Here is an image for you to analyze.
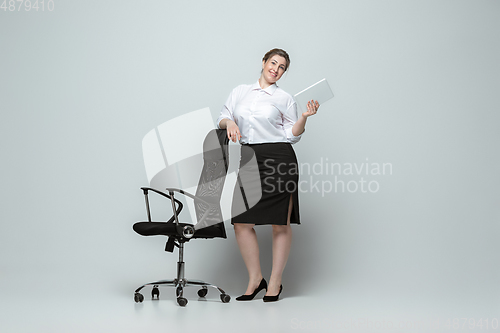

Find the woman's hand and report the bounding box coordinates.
[302,100,320,118]
[219,118,241,142]
[226,120,242,143]
[292,100,319,137]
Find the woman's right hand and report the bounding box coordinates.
[226,120,241,142]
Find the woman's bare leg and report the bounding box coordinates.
[234,223,264,295]
[266,195,293,296]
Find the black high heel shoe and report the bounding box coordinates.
[263,285,282,302]
[236,278,267,301]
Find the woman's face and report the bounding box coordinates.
[261,55,287,85]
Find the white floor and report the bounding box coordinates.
[2,265,498,333]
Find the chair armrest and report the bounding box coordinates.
[163,188,218,230]
[163,187,212,206]
[140,187,183,223]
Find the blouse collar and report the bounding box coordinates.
[252,81,278,96]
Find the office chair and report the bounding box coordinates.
[133,127,231,306]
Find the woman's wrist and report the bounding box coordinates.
[219,118,235,129]
[292,116,306,136]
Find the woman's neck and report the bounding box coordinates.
[258,76,272,90]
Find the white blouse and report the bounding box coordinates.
[216,81,302,144]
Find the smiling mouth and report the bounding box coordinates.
[270,71,277,77]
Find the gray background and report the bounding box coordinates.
[1,0,499,332]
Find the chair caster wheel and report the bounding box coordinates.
[197,288,208,297]
[152,286,160,300]
[177,297,188,307]
[134,293,144,303]
[220,293,231,303]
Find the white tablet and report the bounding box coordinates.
[293,78,334,113]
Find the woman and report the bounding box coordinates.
[217,48,319,302]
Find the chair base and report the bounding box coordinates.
[134,278,230,306]
[133,242,230,306]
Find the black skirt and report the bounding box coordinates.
[231,142,300,225]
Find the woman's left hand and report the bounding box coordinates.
[303,100,320,118]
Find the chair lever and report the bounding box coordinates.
[165,237,176,252]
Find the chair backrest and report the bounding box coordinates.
[141,109,229,234]
[193,129,229,235]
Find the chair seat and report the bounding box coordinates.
[133,221,226,239]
